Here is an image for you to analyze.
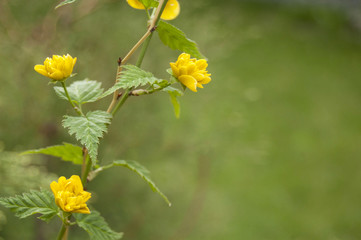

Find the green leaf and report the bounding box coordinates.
[139,0,158,8]
[117,65,164,89]
[112,160,171,206]
[166,68,178,84]
[99,65,163,99]
[55,0,77,9]
[63,111,112,165]
[163,86,183,118]
[74,210,123,240]
[156,21,205,59]
[21,143,85,165]
[98,84,122,100]
[0,190,58,222]
[54,79,103,105]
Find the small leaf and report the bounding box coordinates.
[163,86,183,118]
[74,210,123,240]
[0,190,58,222]
[55,0,77,9]
[54,79,104,105]
[156,21,205,59]
[117,65,163,89]
[99,65,163,99]
[63,111,112,165]
[139,0,158,8]
[21,143,85,165]
[112,160,171,206]
[98,84,122,100]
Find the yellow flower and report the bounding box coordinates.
[34,54,77,81]
[127,0,180,20]
[170,53,211,92]
[50,175,91,214]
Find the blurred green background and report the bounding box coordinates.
[1,0,361,239]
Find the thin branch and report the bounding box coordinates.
[106,0,166,114]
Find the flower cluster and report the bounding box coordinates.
[50,175,91,214]
[34,54,76,81]
[170,53,211,92]
[127,0,180,20]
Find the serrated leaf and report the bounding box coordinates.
[139,0,158,8]
[112,160,171,206]
[98,65,163,99]
[98,84,122,100]
[163,86,183,118]
[74,210,123,240]
[63,111,112,165]
[117,65,163,89]
[21,143,85,165]
[54,79,103,105]
[0,190,58,222]
[55,0,77,9]
[157,21,205,59]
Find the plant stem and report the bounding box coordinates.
[111,37,153,115]
[129,82,171,96]
[81,148,90,186]
[56,213,72,240]
[61,81,83,116]
[56,221,68,240]
[81,156,92,186]
[107,0,167,115]
[135,33,153,67]
[84,0,168,187]
[62,81,90,186]
[106,30,151,114]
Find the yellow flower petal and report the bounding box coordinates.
[198,76,211,85]
[192,72,204,81]
[186,62,196,74]
[74,207,91,214]
[161,0,180,20]
[50,70,64,81]
[170,62,179,76]
[34,65,49,77]
[179,75,198,92]
[179,66,188,76]
[196,59,208,69]
[50,181,59,196]
[127,0,146,9]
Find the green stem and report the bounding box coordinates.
[61,81,83,116]
[130,82,171,96]
[111,88,130,116]
[111,31,154,116]
[56,220,68,240]
[111,0,167,116]
[135,33,153,67]
[146,9,151,19]
[81,157,92,186]
[87,162,116,181]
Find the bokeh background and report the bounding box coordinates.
[1,0,361,239]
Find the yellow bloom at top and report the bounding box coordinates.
[170,53,211,92]
[127,0,180,20]
[50,175,91,214]
[34,54,77,81]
